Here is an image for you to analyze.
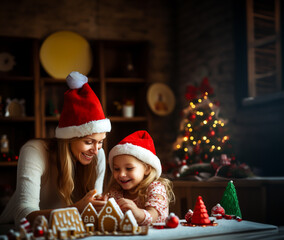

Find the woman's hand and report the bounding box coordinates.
[116,198,145,224]
[72,189,106,213]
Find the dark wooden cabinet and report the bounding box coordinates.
[0,36,149,210]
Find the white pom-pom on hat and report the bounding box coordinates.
[66,71,88,89]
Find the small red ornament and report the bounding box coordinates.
[207,115,212,121]
[236,216,243,222]
[224,214,232,220]
[165,213,179,228]
[208,130,215,137]
[152,223,165,229]
[185,209,193,223]
[211,203,225,217]
[193,145,200,154]
[34,226,44,237]
[189,113,196,121]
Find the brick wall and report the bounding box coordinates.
[174,0,242,163]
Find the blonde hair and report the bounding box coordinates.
[105,161,175,205]
[47,138,97,205]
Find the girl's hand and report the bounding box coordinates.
[116,198,145,224]
[72,189,106,213]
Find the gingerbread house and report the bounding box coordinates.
[49,207,85,238]
[120,210,138,233]
[98,197,124,232]
[81,202,98,229]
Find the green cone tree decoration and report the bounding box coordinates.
[220,180,242,218]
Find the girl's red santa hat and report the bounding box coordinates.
[55,71,111,138]
[108,130,162,178]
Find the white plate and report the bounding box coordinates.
[147,83,175,116]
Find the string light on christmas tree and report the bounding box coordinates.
[167,77,252,179]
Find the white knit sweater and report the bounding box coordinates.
[0,139,106,227]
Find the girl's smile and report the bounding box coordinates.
[113,154,150,191]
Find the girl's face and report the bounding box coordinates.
[70,132,106,165]
[113,154,150,191]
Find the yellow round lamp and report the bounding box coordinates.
[40,31,92,79]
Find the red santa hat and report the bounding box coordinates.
[108,130,162,178]
[55,71,111,138]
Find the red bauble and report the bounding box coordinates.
[34,227,44,237]
[166,213,179,228]
[185,209,193,223]
[211,203,225,217]
[207,116,212,121]
[208,130,215,137]
[189,113,196,121]
[194,145,200,154]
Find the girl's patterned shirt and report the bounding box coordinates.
[108,181,168,225]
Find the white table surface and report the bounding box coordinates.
[0,219,280,240]
[83,219,279,240]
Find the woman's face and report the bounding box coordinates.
[70,132,106,165]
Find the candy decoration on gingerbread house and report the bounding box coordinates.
[220,180,242,218]
[191,196,211,225]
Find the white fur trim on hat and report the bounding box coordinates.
[55,118,111,139]
[66,71,88,89]
[108,143,162,178]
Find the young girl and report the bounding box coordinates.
[105,130,175,225]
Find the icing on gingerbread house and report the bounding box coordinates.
[81,202,98,229]
[49,207,85,238]
[98,197,124,232]
[120,210,138,233]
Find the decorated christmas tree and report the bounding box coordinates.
[220,180,242,218]
[167,77,236,178]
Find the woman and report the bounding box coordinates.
[0,71,111,228]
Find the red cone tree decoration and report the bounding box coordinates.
[191,196,211,225]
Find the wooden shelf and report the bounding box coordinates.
[0,162,18,167]
[42,77,100,83]
[106,78,146,83]
[0,116,35,122]
[0,76,34,82]
[109,116,148,122]
[254,13,275,21]
[246,0,281,97]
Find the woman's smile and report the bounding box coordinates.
[81,152,95,161]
